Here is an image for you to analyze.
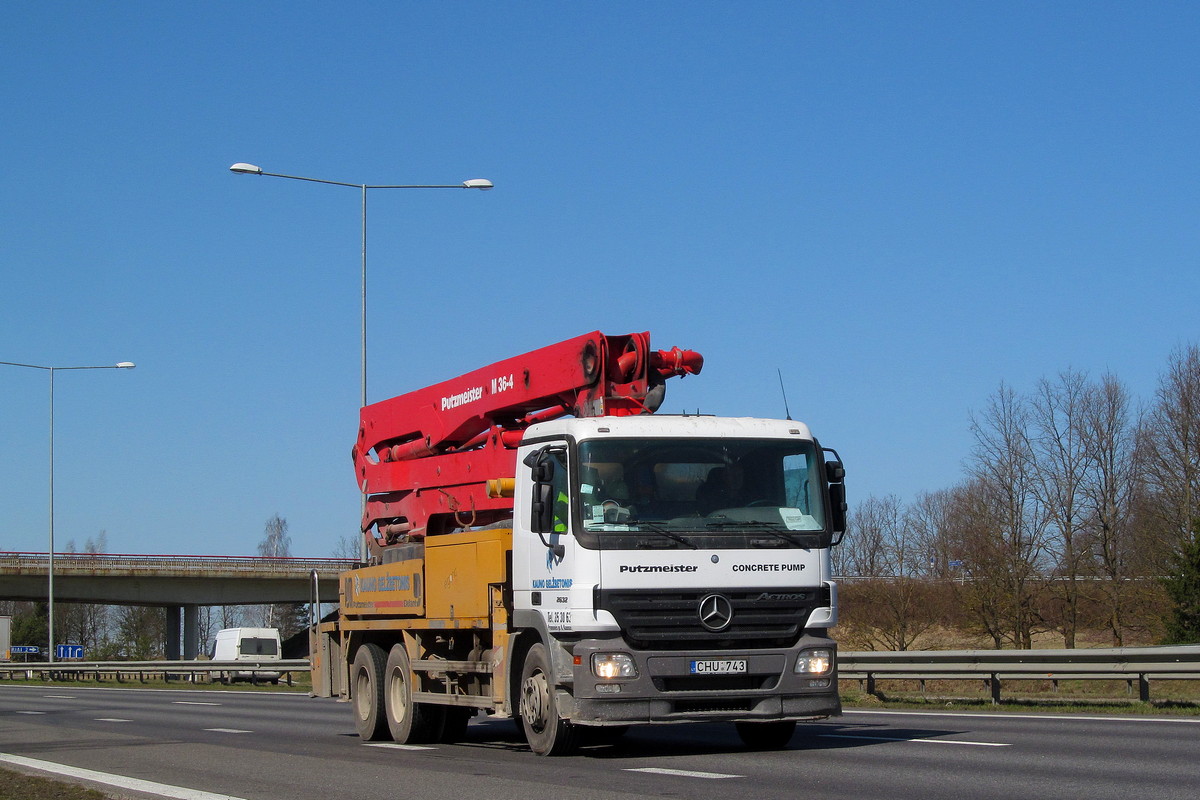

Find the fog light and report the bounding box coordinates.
[794,648,833,675]
[591,653,638,679]
[595,683,622,694]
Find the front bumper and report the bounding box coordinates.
[564,633,840,725]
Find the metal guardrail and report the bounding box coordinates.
[4,647,1198,702]
[0,659,310,686]
[840,645,1200,702]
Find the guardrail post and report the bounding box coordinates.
[866,672,876,696]
[1139,674,1151,702]
[990,674,1001,704]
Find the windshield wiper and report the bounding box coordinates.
[635,521,698,549]
[704,519,809,547]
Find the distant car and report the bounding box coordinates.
[210,627,283,683]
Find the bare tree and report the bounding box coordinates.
[332,531,360,561]
[1028,370,1090,647]
[1078,374,1142,645]
[57,532,111,655]
[907,488,959,578]
[839,495,900,578]
[1139,345,1200,563]
[838,495,942,650]
[255,514,292,628]
[968,384,1048,648]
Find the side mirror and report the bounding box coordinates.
[531,481,555,534]
[526,448,566,559]
[825,461,845,482]
[828,483,847,543]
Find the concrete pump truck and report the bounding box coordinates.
[310,331,846,755]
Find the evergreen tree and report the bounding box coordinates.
[1161,521,1200,643]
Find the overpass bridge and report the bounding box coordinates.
[0,552,356,659]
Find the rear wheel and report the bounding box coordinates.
[735,720,796,750]
[384,644,444,744]
[351,644,388,741]
[518,643,578,756]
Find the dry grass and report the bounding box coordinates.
[0,766,113,800]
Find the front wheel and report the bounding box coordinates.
[735,720,796,750]
[518,643,579,756]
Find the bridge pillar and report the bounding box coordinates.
[183,605,199,659]
[165,606,182,660]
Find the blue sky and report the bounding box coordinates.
[2,2,1198,557]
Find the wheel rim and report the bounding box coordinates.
[520,669,550,735]
[387,665,408,725]
[354,667,371,721]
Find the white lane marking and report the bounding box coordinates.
[842,709,1200,725]
[624,767,743,779]
[203,728,251,734]
[819,733,1010,747]
[95,718,133,723]
[365,742,437,751]
[44,695,76,699]
[0,752,249,800]
[15,711,46,715]
[173,701,221,706]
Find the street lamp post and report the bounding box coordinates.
[0,360,135,662]
[228,163,493,409]
[230,163,493,564]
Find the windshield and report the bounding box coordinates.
[575,437,827,548]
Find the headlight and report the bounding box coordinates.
[794,648,833,675]
[591,652,638,679]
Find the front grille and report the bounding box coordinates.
[655,674,777,692]
[672,699,754,713]
[597,586,827,650]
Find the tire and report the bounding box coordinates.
[735,720,797,750]
[518,643,579,756]
[383,644,444,744]
[351,643,389,741]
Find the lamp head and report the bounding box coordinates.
[229,163,263,175]
[115,362,136,369]
[462,179,494,190]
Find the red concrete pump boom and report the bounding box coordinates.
[353,331,703,551]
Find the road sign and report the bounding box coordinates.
[11,646,40,654]
[56,644,84,659]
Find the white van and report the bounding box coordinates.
[210,627,283,683]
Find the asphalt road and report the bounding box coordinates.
[1,685,1197,800]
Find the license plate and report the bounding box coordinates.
[690,659,747,674]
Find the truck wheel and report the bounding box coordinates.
[351,644,388,741]
[384,644,443,744]
[518,643,578,756]
[734,720,796,750]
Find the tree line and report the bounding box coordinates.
[835,345,1200,650]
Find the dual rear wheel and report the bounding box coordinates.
[350,643,472,744]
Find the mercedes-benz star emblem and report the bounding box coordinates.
[698,593,733,632]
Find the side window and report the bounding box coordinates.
[550,450,568,533]
[783,453,810,513]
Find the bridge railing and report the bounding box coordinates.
[0,551,356,574]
